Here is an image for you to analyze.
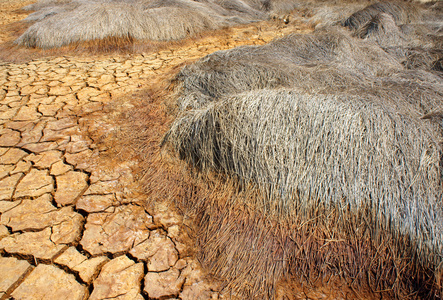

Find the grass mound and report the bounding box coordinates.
[168,89,442,298]
[162,1,443,298]
[347,2,442,72]
[16,0,297,48]
[343,1,418,30]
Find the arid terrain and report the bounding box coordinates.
[0,1,324,299]
[1,0,442,299]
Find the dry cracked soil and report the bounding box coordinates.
[0,1,323,299]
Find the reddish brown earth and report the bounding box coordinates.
[0,1,381,299]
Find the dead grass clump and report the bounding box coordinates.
[173,28,443,113]
[165,91,443,298]
[345,2,442,72]
[160,2,443,298]
[355,13,407,44]
[15,0,299,49]
[167,89,442,257]
[305,1,442,72]
[17,2,232,48]
[343,1,418,31]
[179,176,440,298]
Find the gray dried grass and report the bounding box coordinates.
[348,2,443,72]
[16,0,297,48]
[343,1,419,30]
[168,89,443,298]
[174,27,441,111]
[17,1,232,48]
[162,2,443,298]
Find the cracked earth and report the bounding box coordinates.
[0,1,315,299]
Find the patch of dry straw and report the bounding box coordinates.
[162,2,443,298]
[16,0,299,48]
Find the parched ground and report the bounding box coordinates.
[0,0,34,43]
[0,0,34,26]
[0,1,324,299]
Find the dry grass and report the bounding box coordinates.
[173,28,441,112]
[158,1,443,299]
[14,0,301,49]
[343,1,418,30]
[0,19,243,64]
[17,2,226,48]
[347,3,443,72]
[166,88,443,297]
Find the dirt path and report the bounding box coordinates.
[0,2,316,299]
